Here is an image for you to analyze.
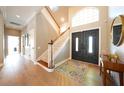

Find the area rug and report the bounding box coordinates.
[55,61,87,85]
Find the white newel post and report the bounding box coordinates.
[48,40,54,69]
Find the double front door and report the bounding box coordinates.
[72,29,99,64]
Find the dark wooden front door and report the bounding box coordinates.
[72,29,99,64]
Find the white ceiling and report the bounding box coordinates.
[1,6,41,30]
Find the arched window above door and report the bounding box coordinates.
[72,7,99,27]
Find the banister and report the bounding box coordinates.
[45,6,60,29]
[48,40,53,45]
[47,27,70,69]
[48,27,70,44]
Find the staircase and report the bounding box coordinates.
[36,6,70,72]
[37,28,70,72]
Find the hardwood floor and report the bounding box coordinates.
[0,55,76,85]
[0,54,113,86]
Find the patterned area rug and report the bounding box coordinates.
[55,61,87,85]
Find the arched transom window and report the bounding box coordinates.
[72,7,99,27]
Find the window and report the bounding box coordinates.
[75,37,79,51]
[72,7,99,27]
[88,36,93,53]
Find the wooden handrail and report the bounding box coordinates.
[53,27,70,44]
[48,27,70,45]
[45,6,60,29]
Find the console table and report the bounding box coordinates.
[102,60,124,86]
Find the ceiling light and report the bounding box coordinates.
[16,15,20,18]
[61,17,65,22]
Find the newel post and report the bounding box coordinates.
[48,40,54,69]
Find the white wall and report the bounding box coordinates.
[0,14,4,66]
[108,6,124,62]
[109,6,124,19]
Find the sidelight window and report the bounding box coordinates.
[75,37,79,51]
[88,36,93,53]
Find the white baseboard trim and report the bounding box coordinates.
[55,58,70,68]
[36,62,54,72]
[0,63,4,67]
[36,58,70,72]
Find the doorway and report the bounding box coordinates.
[8,36,20,55]
[72,29,99,64]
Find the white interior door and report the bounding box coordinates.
[29,29,35,61]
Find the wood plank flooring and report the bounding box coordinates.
[0,54,112,86]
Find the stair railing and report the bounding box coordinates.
[45,6,70,69]
[48,27,70,69]
[45,6,60,29]
[53,27,70,43]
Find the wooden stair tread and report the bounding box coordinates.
[37,60,48,68]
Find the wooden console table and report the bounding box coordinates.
[102,60,124,86]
